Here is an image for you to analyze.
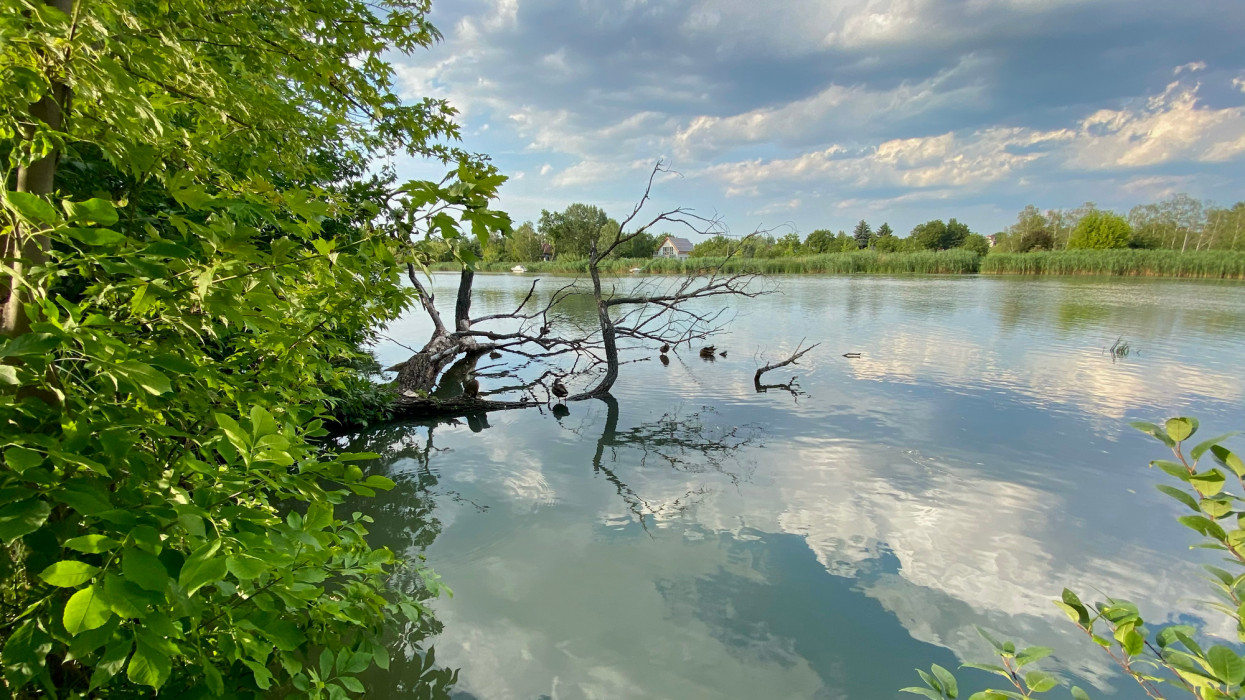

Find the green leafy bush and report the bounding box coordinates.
[0,1,509,697]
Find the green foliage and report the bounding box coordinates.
[538,204,616,259]
[906,420,1245,700]
[1067,211,1132,250]
[0,0,512,697]
[911,219,972,250]
[960,234,991,257]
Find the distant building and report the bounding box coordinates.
[986,234,998,248]
[655,236,694,259]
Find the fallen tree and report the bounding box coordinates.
[385,163,770,417]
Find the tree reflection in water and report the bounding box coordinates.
[346,421,484,699]
[583,395,762,532]
[349,394,762,695]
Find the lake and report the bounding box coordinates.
[350,274,1245,700]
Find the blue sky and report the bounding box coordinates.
[391,0,1245,238]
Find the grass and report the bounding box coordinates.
[428,249,1245,279]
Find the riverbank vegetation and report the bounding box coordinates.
[428,195,1245,280]
[435,249,1245,279]
[0,1,506,697]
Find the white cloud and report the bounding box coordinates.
[1068,81,1245,168]
[698,78,1245,198]
[1174,61,1207,75]
[673,56,989,158]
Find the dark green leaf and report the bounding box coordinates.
[122,548,170,593]
[4,447,43,473]
[0,499,51,544]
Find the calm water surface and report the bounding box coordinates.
[352,274,1245,700]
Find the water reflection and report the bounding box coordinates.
[355,275,1245,700]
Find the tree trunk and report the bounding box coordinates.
[392,266,479,396]
[2,7,72,338]
[580,249,619,399]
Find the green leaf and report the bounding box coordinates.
[1016,646,1054,667]
[63,198,119,226]
[66,227,126,246]
[1024,670,1057,693]
[1131,421,1175,447]
[1190,469,1226,497]
[1208,645,1245,684]
[89,637,132,690]
[900,689,944,700]
[127,632,172,689]
[1155,484,1199,511]
[260,619,306,651]
[114,361,172,395]
[4,446,43,473]
[1211,446,1245,478]
[178,540,226,595]
[1192,433,1239,461]
[0,365,18,385]
[225,554,267,580]
[65,534,120,553]
[0,499,52,544]
[2,619,51,690]
[0,332,60,358]
[1166,417,1198,442]
[122,548,170,593]
[63,585,113,635]
[39,560,100,587]
[1070,687,1092,700]
[931,664,958,699]
[339,676,365,693]
[5,191,59,225]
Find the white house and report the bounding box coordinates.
[655,236,694,259]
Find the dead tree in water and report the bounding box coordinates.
[387,162,768,418]
[754,340,819,399]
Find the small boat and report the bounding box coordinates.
[630,267,644,273]
[511,265,527,273]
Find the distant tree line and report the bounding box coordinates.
[992,195,1245,253]
[422,203,664,263]
[429,194,1245,264]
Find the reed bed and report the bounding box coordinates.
[981,250,1245,278]
[429,249,1245,279]
[433,250,982,275]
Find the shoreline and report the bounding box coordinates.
[426,249,1245,280]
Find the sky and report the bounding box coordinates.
[389,0,1245,239]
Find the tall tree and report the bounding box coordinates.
[538,204,614,259]
[876,222,894,238]
[853,220,873,249]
